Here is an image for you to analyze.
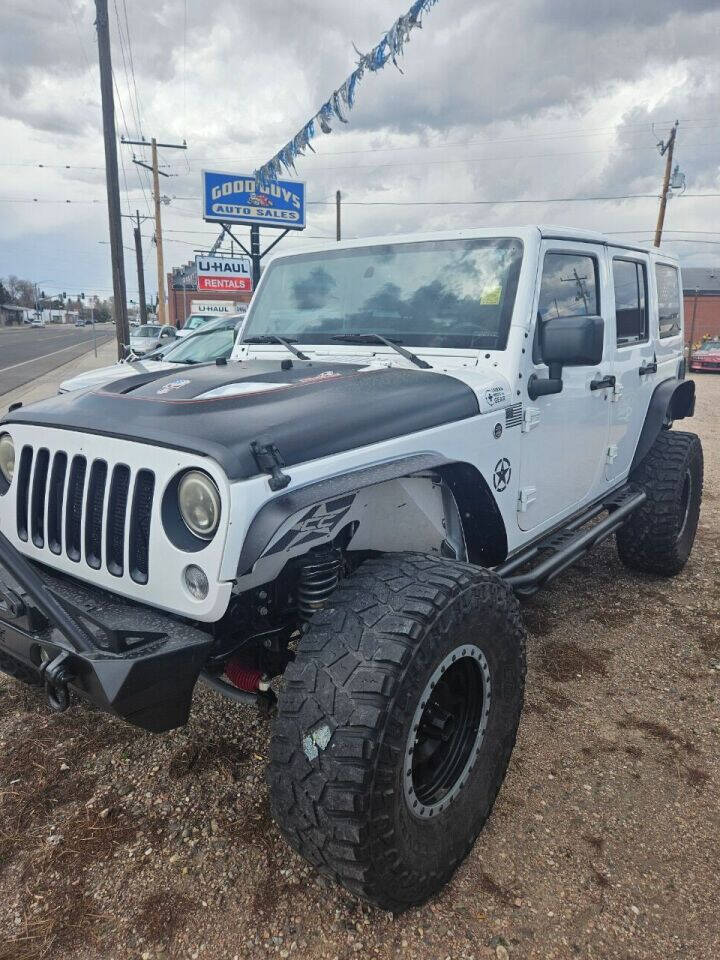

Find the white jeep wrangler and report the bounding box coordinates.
[0,226,701,911]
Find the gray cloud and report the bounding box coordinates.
[2,0,720,297]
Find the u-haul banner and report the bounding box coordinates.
[201,171,306,230]
[195,255,253,292]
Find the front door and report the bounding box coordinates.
[518,241,612,532]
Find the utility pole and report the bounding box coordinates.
[94,0,130,359]
[122,136,187,327]
[151,139,167,325]
[133,210,148,324]
[654,121,678,248]
[336,190,342,242]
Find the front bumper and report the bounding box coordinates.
[0,529,212,731]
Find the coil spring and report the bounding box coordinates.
[297,548,343,620]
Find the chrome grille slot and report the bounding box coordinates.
[30,448,50,548]
[16,445,33,541]
[129,470,155,585]
[106,464,130,577]
[65,455,87,562]
[85,459,108,570]
[47,451,68,554]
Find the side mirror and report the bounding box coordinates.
[528,315,604,400]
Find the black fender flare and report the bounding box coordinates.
[235,455,509,576]
[631,378,695,472]
[236,454,447,576]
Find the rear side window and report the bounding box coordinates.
[655,263,681,338]
[538,253,599,321]
[613,259,648,344]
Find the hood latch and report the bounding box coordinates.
[251,438,291,491]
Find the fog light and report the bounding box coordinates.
[184,564,209,600]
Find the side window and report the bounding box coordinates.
[537,253,599,322]
[613,259,648,344]
[655,263,681,338]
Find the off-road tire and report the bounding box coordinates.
[268,553,526,911]
[616,429,703,576]
[0,651,41,686]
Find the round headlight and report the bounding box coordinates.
[178,470,220,539]
[0,433,15,484]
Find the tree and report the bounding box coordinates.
[0,280,11,305]
[5,276,36,307]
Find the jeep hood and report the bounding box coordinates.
[60,359,182,393]
[4,359,499,481]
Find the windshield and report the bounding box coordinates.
[699,340,720,352]
[133,325,161,338]
[243,238,523,351]
[183,315,210,331]
[164,326,237,362]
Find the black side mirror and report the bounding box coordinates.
[528,315,604,400]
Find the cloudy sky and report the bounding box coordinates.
[1,0,719,301]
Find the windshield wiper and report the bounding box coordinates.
[243,334,310,361]
[331,333,431,369]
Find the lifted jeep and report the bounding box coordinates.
[0,227,701,910]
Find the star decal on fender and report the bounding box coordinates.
[493,458,512,492]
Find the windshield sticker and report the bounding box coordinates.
[156,379,191,395]
[480,282,502,305]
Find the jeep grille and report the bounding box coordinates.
[16,445,154,584]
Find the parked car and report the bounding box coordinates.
[689,338,720,373]
[30,316,45,328]
[0,226,700,911]
[74,317,88,327]
[128,323,176,355]
[58,314,246,393]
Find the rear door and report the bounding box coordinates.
[605,250,656,482]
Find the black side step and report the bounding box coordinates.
[496,485,646,597]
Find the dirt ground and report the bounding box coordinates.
[1,376,718,960]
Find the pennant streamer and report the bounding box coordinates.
[254,0,440,185]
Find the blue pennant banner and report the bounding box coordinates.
[254,0,440,185]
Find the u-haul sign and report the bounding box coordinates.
[195,255,252,292]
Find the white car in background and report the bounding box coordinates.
[58,314,246,394]
[129,323,177,355]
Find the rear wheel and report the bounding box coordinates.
[617,429,703,576]
[268,553,526,911]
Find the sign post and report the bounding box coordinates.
[201,171,306,285]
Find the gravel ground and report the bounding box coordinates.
[1,375,718,960]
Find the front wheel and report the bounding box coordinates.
[268,553,526,911]
[617,429,703,576]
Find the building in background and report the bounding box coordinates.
[683,268,720,346]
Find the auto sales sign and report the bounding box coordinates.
[202,171,306,230]
[195,255,253,292]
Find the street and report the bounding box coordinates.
[0,323,114,395]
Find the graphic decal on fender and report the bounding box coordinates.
[264,495,356,557]
[493,458,512,492]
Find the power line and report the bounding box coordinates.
[183,117,720,162]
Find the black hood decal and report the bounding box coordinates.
[3,359,479,481]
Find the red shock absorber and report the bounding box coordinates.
[225,658,263,692]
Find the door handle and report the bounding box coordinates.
[639,361,657,376]
[590,374,616,391]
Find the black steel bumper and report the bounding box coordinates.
[0,529,213,732]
